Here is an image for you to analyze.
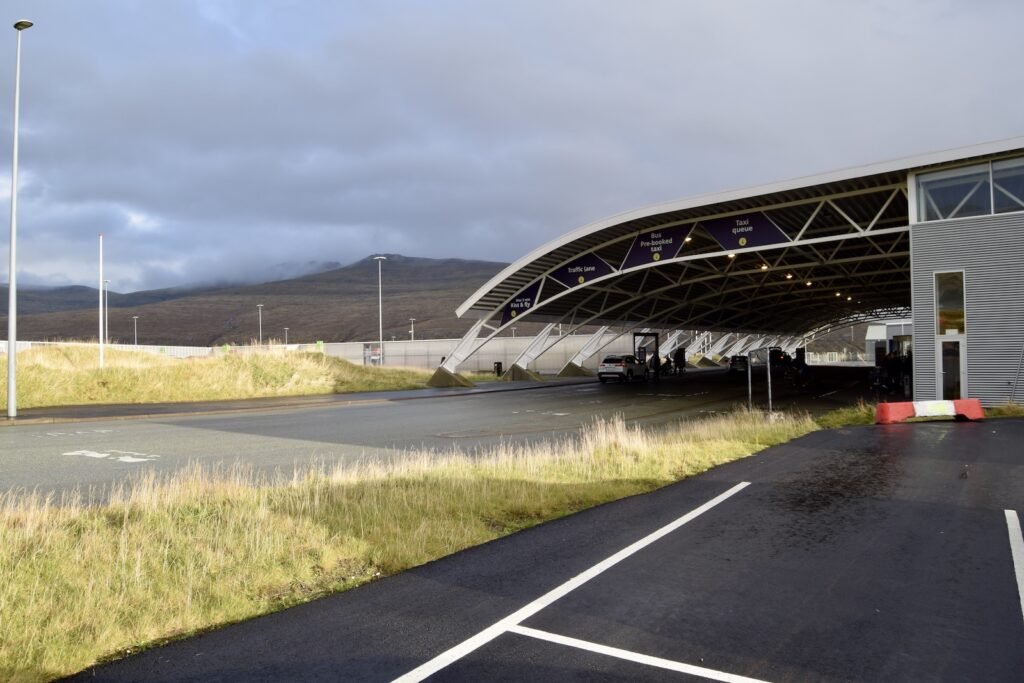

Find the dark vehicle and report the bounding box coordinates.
[729,355,749,372]
[768,347,791,365]
[597,354,649,383]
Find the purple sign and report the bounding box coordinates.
[701,212,789,250]
[550,253,615,289]
[500,280,542,325]
[620,225,692,270]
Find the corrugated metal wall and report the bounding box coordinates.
[911,212,1024,405]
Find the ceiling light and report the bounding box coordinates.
[785,273,793,280]
[727,253,736,259]
[846,296,852,301]
[835,292,841,297]
[760,264,768,271]
[805,281,812,286]
[684,236,692,243]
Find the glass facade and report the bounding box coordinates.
[993,157,1024,214]
[934,271,965,335]
[917,154,1024,221]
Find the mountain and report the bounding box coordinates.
[1,255,512,346]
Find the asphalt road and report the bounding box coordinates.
[1,368,867,498]
[68,419,1024,682]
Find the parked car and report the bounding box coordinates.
[598,354,649,383]
[729,355,749,372]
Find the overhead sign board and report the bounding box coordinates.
[500,280,542,325]
[620,225,692,270]
[550,253,615,289]
[701,212,789,250]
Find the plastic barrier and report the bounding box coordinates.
[875,399,984,424]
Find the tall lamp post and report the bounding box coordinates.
[283,327,288,345]
[257,304,263,346]
[373,255,386,365]
[6,20,32,419]
[98,233,104,367]
[409,317,416,341]
[132,315,139,345]
[103,279,110,343]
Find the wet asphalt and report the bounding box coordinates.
[1,368,867,499]
[67,418,1024,682]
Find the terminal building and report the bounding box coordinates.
[430,137,1024,407]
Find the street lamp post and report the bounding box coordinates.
[103,279,110,343]
[6,19,32,419]
[283,327,288,345]
[409,318,416,341]
[257,304,263,346]
[132,316,139,345]
[98,233,104,368]
[373,255,386,365]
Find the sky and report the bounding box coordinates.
[1,0,1022,292]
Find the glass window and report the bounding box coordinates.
[935,271,965,335]
[993,157,1024,214]
[917,163,991,221]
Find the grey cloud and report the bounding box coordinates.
[1,0,1022,290]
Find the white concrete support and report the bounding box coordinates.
[509,322,558,371]
[721,334,753,358]
[690,331,711,358]
[565,326,611,367]
[440,319,487,373]
[658,330,688,357]
[706,333,735,359]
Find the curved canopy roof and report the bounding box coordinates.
[456,136,1024,338]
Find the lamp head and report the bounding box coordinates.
[14,20,33,31]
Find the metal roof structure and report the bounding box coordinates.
[439,136,1024,377]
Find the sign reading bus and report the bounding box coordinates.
[620,225,692,270]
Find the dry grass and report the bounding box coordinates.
[0,346,431,410]
[0,410,816,681]
[987,402,1024,418]
[813,399,877,429]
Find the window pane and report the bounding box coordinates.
[993,157,1024,214]
[941,340,961,400]
[917,163,991,221]
[935,271,965,334]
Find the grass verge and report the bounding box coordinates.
[0,410,816,681]
[0,346,430,410]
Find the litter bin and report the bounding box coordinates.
[494,362,503,377]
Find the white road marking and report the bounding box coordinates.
[392,482,750,683]
[1005,510,1024,624]
[63,449,161,463]
[509,625,770,683]
[815,390,839,398]
[63,450,110,459]
[34,429,113,439]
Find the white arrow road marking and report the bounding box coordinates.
[63,449,161,463]
[63,450,112,459]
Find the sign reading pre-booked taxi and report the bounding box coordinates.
[501,280,542,325]
[620,225,691,270]
[550,253,614,288]
[701,212,789,250]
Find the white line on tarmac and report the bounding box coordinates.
[1005,510,1024,624]
[508,625,770,683]
[391,481,750,683]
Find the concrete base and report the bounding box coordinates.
[427,367,475,388]
[557,362,594,378]
[502,364,544,381]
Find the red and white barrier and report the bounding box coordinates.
[875,399,984,425]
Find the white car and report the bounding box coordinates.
[598,354,649,383]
